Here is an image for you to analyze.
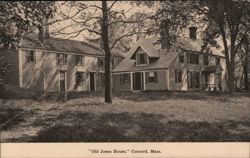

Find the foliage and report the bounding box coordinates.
[0,1,56,49]
[195,0,250,91]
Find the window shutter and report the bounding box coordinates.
[145,72,149,83]
[120,74,123,85]
[136,54,140,65]
[145,54,148,64]
[33,51,36,63]
[154,72,158,83]
[64,54,67,63]
[82,56,84,65]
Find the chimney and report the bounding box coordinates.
[189,26,197,40]
[159,19,171,49]
[38,18,50,43]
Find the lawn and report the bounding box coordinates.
[0,91,250,142]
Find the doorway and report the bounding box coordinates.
[89,72,95,91]
[133,72,144,91]
[59,71,66,92]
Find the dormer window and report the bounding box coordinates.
[136,53,148,65]
[179,53,184,63]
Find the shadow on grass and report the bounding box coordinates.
[33,111,250,142]
[113,90,250,102]
[0,107,30,130]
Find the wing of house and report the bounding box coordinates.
[113,26,226,91]
[0,33,124,93]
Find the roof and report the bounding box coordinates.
[20,34,125,58]
[113,37,225,73]
[177,38,225,57]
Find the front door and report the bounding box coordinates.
[90,72,95,91]
[59,71,66,92]
[133,72,143,90]
[187,71,200,89]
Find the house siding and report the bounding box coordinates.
[113,73,132,91]
[145,70,167,91]
[168,50,227,90]
[19,48,108,92]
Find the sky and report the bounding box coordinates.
[50,1,155,41]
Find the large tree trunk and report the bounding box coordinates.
[220,24,235,92]
[243,58,249,91]
[102,0,112,103]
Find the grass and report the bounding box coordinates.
[0,91,250,142]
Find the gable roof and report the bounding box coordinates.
[113,37,225,73]
[129,38,160,59]
[20,34,125,58]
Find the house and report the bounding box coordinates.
[113,24,227,91]
[0,34,124,93]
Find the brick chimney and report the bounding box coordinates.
[38,18,50,43]
[189,26,197,40]
[159,19,171,49]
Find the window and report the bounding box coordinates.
[98,57,104,67]
[100,73,105,87]
[25,50,35,63]
[136,53,148,65]
[111,58,115,68]
[179,54,184,63]
[120,74,129,85]
[75,55,84,65]
[57,53,67,65]
[75,72,85,89]
[148,71,158,83]
[175,70,182,83]
[187,53,199,64]
[203,55,209,65]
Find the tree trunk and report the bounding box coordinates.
[243,60,249,91]
[227,62,235,92]
[219,24,235,92]
[102,0,112,103]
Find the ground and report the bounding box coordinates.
[0,90,250,142]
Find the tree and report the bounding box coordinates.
[0,1,56,49]
[52,1,160,103]
[198,0,250,92]
[236,33,249,90]
[0,2,56,92]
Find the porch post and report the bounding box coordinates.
[130,72,133,90]
[143,71,146,91]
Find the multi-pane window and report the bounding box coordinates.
[136,53,148,65]
[148,71,158,83]
[120,73,129,85]
[57,53,67,65]
[203,55,209,65]
[179,54,184,63]
[25,50,35,63]
[187,53,199,64]
[75,55,84,65]
[175,70,182,83]
[98,57,104,67]
[75,72,85,88]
